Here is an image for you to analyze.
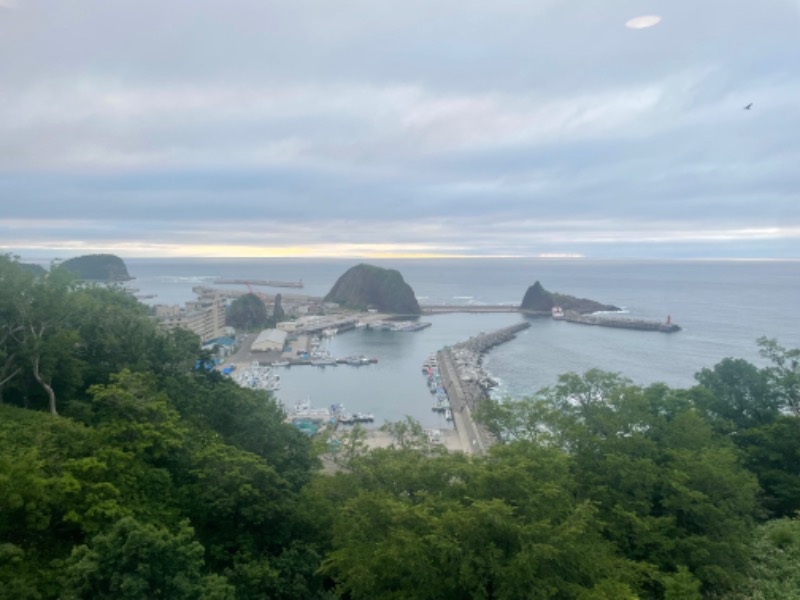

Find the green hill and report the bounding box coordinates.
[520,280,620,313]
[59,254,132,281]
[324,263,421,314]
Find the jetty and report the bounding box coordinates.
[421,304,520,314]
[421,304,681,332]
[436,322,531,455]
[212,278,304,288]
[557,310,681,333]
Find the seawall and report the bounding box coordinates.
[559,310,681,333]
[437,322,531,454]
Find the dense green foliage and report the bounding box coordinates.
[324,263,421,314]
[226,293,269,330]
[2,254,799,599]
[58,254,132,281]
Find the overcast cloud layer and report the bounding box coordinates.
[1,0,799,259]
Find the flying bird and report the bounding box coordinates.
[744,103,753,110]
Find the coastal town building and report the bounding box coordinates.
[201,336,237,358]
[154,296,226,342]
[276,321,299,333]
[251,329,288,352]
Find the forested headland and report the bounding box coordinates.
[1,254,799,599]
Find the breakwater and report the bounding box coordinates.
[213,278,304,288]
[421,304,520,314]
[437,322,531,454]
[559,310,681,333]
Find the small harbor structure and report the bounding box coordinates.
[433,322,531,455]
[552,307,681,332]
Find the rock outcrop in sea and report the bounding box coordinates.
[324,264,421,314]
[58,254,132,281]
[520,281,619,314]
[18,262,47,276]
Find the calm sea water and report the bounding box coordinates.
[125,258,800,427]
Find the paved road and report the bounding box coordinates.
[436,349,488,455]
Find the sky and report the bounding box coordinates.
[1,0,799,260]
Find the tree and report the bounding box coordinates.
[272,293,285,323]
[379,416,433,451]
[226,294,268,330]
[178,441,295,569]
[476,370,760,593]
[14,265,84,415]
[724,517,800,599]
[692,343,800,518]
[318,446,643,599]
[662,566,702,600]
[0,255,33,404]
[68,286,156,386]
[758,336,800,415]
[738,416,800,517]
[61,517,234,600]
[163,374,316,489]
[694,358,777,431]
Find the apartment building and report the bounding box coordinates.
[154,295,226,343]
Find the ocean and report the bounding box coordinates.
[125,258,800,428]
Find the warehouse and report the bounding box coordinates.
[251,329,288,352]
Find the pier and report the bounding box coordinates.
[557,310,681,333]
[437,322,531,455]
[212,278,304,288]
[421,304,519,314]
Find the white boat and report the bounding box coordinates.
[272,360,290,367]
[232,364,281,392]
[290,399,331,419]
[345,355,374,366]
[427,429,444,445]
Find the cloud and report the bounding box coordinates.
[0,0,799,258]
[625,16,662,29]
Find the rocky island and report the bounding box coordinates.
[520,281,620,314]
[324,264,421,314]
[58,254,132,281]
[18,262,47,276]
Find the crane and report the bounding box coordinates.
[245,281,267,302]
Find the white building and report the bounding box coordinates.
[155,296,226,343]
[251,329,288,352]
[276,321,298,333]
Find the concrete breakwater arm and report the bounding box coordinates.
[437,322,531,455]
[560,310,681,332]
